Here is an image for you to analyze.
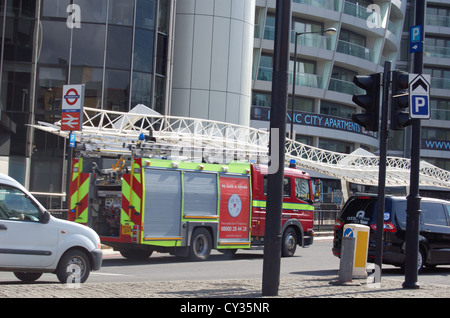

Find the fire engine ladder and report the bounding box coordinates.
[32,105,450,191]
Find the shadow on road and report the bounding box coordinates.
[101,250,264,267]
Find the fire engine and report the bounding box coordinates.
[68,153,314,261]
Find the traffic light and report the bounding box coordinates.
[351,73,381,132]
[390,70,412,130]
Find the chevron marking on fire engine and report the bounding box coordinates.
[120,162,142,237]
[68,158,90,223]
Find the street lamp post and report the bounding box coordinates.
[290,27,336,139]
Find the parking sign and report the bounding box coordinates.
[410,25,423,53]
[409,74,430,119]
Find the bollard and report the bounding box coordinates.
[338,236,355,283]
[343,224,370,279]
[331,224,370,286]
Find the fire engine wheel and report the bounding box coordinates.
[281,227,298,257]
[56,249,91,284]
[189,228,212,261]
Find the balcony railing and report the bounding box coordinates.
[337,40,375,63]
[257,67,323,89]
[258,26,333,51]
[431,108,450,121]
[343,1,380,22]
[426,14,450,28]
[293,0,342,12]
[425,45,450,59]
[289,72,324,88]
[328,78,365,95]
[431,77,450,90]
[257,66,273,82]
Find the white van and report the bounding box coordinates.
[0,174,102,283]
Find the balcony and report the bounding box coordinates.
[337,40,376,63]
[256,66,323,89]
[431,77,450,90]
[289,72,324,89]
[343,1,381,22]
[328,78,364,95]
[257,25,334,51]
[426,14,450,28]
[431,108,450,121]
[293,0,342,12]
[425,45,450,59]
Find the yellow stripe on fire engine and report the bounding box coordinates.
[71,177,90,223]
[252,200,314,211]
[122,183,141,214]
[142,238,183,247]
[120,165,143,235]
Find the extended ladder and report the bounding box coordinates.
[32,105,450,189]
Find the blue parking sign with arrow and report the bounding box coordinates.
[410,25,422,53]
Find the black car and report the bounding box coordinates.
[332,194,450,272]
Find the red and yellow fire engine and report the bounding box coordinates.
[68,156,314,261]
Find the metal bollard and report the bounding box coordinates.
[338,236,355,283]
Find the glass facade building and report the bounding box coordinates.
[0,0,171,197]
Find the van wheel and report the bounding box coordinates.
[56,249,91,284]
[13,272,42,282]
[189,228,212,261]
[281,227,297,257]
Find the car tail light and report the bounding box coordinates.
[334,219,344,229]
[384,222,396,232]
[370,221,396,233]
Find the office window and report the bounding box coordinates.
[131,72,152,108]
[136,0,156,30]
[106,25,132,70]
[109,0,134,26]
[104,69,131,112]
[72,24,106,68]
[74,0,107,23]
[133,28,154,73]
[42,0,70,18]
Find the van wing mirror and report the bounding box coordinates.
[40,210,51,224]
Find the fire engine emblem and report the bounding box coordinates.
[227,194,242,218]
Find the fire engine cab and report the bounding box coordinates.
[68,155,314,261]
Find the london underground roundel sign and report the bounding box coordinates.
[61,84,85,131]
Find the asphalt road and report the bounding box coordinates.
[1,238,449,286]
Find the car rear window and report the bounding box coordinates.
[339,196,377,225]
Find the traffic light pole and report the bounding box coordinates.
[403,0,425,290]
[374,61,391,283]
[262,0,290,297]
